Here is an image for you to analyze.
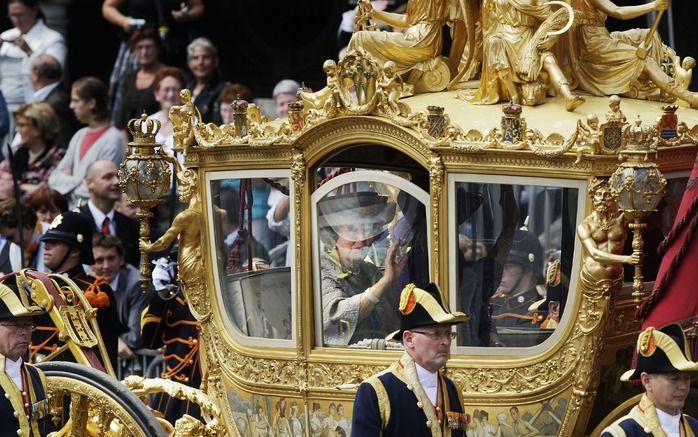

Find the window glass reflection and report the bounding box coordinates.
[211,177,292,340]
[455,182,578,348]
[316,180,428,347]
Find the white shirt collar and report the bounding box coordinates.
[415,362,438,405]
[87,200,115,231]
[31,81,60,102]
[656,408,681,437]
[110,271,121,292]
[4,355,24,391]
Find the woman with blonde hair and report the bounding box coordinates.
[0,101,64,196]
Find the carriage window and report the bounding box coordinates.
[313,172,429,347]
[210,176,293,341]
[453,180,579,348]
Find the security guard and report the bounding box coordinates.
[32,211,124,373]
[489,227,544,330]
[0,274,52,437]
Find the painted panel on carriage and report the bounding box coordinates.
[225,388,569,436]
[227,390,352,437]
[464,393,569,437]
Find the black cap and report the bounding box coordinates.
[507,228,543,274]
[41,211,95,264]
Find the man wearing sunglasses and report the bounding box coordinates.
[352,283,470,436]
[0,273,51,436]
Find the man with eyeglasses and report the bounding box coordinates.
[352,283,470,436]
[0,273,52,436]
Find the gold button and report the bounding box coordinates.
[417,402,423,408]
[17,430,23,436]
[5,393,10,399]
[13,411,19,418]
[426,420,431,427]
[406,384,413,391]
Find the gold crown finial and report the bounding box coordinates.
[231,99,249,114]
[427,105,445,115]
[502,101,522,117]
[127,113,161,146]
[661,104,678,114]
[623,115,658,153]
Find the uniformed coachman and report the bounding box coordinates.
[0,275,51,436]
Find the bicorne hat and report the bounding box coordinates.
[41,211,95,265]
[387,283,469,341]
[0,273,46,320]
[621,324,698,381]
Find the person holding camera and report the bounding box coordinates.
[0,0,65,144]
[102,0,204,121]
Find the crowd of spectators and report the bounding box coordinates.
[0,0,353,420]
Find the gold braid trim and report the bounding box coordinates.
[393,353,443,436]
[0,356,31,436]
[366,377,390,433]
[603,394,697,437]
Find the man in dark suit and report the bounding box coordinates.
[78,160,140,268]
[0,273,52,436]
[28,54,79,149]
[91,233,150,366]
[352,283,470,436]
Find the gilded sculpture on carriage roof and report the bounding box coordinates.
[300,49,416,122]
[346,0,698,110]
[164,0,698,154]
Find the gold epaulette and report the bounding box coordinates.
[365,374,391,431]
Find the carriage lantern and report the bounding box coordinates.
[119,113,174,292]
[609,117,667,305]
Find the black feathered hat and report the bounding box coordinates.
[387,283,469,341]
[0,273,46,320]
[621,324,698,381]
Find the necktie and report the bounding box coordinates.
[101,217,111,234]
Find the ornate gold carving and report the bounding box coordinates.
[299,50,421,126]
[46,377,150,437]
[140,167,210,321]
[290,148,305,357]
[170,89,198,155]
[124,376,225,437]
[307,362,386,389]
[429,154,443,284]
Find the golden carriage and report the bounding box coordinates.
[30,1,698,435]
